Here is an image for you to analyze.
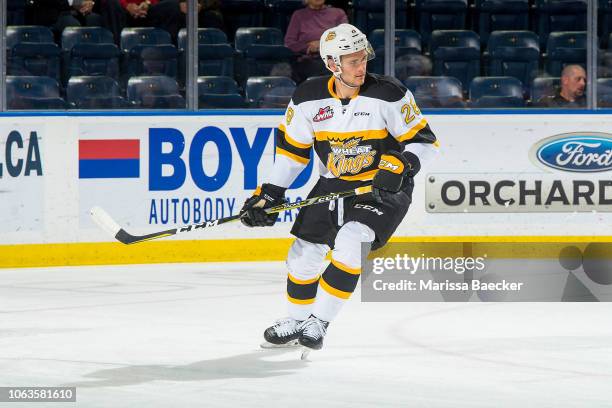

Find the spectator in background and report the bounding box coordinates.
[285,0,348,83]
[101,0,184,44]
[538,65,586,108]
[26,0,102,37]
[184,0,225,32]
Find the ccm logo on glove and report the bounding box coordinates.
[378,155,406,174]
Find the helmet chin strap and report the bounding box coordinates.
[335,72,360,89]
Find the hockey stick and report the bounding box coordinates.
[90,185,373,245]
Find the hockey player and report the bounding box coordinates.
[240,23,438,351]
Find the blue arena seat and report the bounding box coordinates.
[120,28,178,82]
[403,76,465,107]
[545,31,586,77]
[67,76,126,109]
[198,76,247,108]
[475,0,529,46]
[264,0,305,33]
[487,31,540,94]
[597,78,612,107]
[127,76,185,109]
[369,29,422,52]
[352,0,409,36]
[415,0,468,45]
[234,27,294,86]
[369,29,422,75]
[600,0,612,48]
[220,0,266,42]
[177,28,234,80]
[530,76,560,105]
[6,26,61,81]
[469,76,525,107]
[198,76,240,94]
[246,76,296,108]
[61,27,120,85]
[536,0,587,49]
[430,30,480,92]
[6,75,66,109]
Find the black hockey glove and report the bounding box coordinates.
[372,150,420,202]
[240,183,287,227]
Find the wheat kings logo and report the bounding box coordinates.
[326,138,376,177]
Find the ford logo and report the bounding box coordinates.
[530,133,612,172]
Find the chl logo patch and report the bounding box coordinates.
[313,106,334,122]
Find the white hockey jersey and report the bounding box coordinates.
[270,73,438,187]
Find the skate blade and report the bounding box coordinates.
[300,347,311,360]
[260,340,299,349]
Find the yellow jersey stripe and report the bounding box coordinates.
[287,294,315,304]
[315,129,388,141]
[279,124,313,149]
[288,273,319,285]
[276,147,310,165]
[331,258,361,275]
[319,277,352,299]
[396,118,428,142]
[339,169,378,181]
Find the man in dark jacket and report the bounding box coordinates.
[538,65,586,108]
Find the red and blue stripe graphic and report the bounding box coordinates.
[79,139,140,179]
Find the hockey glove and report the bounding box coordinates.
[372,150,420,202]
[240,183,287,227]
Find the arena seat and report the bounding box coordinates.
[61,27,120,85]
[469,76,525,107]
[475,0,529,46]
[415,0,467,45]
[127,76,185,109]
[6,25,61,81]
[431,29,480,92]
[178,28,234,81]
[120,28,178,83]
[67,76,125,109]
[403,76,466,107]
[246,76,296,108]
[198,76,247,108]
[545,31,586,77]
[6,75,66,109]
[234,27,294,86]
[486,30,540,95]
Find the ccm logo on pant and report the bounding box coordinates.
[354,204,384,215]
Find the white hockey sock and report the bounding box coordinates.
[311,222,375,322]
[284,238,330,321]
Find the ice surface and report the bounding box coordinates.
[1,262,611,407]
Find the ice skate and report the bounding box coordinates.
[298,315,329,351]
[259,317,303,349]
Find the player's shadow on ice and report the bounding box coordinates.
[69,349,306,388]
